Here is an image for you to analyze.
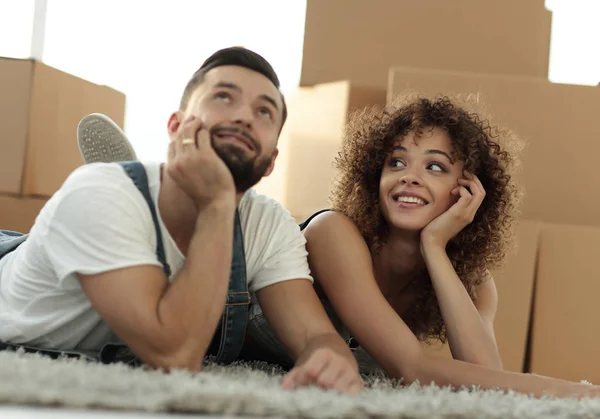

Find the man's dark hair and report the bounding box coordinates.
[179,47,287,130]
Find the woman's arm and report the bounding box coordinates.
[419,173,501,368]
[303,211,599,399]
[422,245,502,369]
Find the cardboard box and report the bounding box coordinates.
[491,220,540,372]
[0,194,47,233]
[529,223,600,383]
[0,57,126,197]
[387,66,600,228]
[423,220,541,373]
[254,81,386,220]
[301,0,552,90]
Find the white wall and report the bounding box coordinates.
[0,0,35,58]
[42,0,307,162]
[545,0,600,86]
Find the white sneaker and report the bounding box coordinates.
[77,113,137,164]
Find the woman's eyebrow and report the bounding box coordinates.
[425,149,454,163]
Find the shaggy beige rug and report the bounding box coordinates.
[0,350,599,418]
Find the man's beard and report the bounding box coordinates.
[212,141,272,193]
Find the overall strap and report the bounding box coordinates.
[118,161,249,364]
[0,231,29,261]
[213,209,250,364]
[117,161,171,277]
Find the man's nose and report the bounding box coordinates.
[230,104,253,129]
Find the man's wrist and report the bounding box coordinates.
[197,193,236,214]
[297,333,358,371]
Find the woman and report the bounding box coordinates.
[278,93,600,398]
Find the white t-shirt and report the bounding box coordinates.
[0,162,312,352]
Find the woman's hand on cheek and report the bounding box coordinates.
[420,172,486,252]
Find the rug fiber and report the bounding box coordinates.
[1,350,599,418]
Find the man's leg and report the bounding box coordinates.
[77,113,137,163]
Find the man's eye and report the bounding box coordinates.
[215,92,231,101]
[258,107,273,119]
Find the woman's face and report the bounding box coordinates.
[379,127,465,232]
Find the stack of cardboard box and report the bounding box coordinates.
[386,67,600,381]
[255,0,552,222]
[255,0,600,382]
[0,58,126,233]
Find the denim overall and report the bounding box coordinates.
[0,161,249,366]
[244,208,384,374]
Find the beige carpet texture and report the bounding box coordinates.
[1,350,600,418]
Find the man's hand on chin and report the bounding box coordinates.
[281,336,363,394]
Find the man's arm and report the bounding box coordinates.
[256,279,361,393]
[73,118,236,371]
[246,200,361,393]
[79,198,234,371]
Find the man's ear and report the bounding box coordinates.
[167,111,184,140]
[263,148,279,177]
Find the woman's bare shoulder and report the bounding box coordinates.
[303,211,364,241]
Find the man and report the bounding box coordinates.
[0,47,361,393]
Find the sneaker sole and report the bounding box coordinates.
[77,113,137,164]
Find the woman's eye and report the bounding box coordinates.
[428,162,445,172]
[390,159,405,168]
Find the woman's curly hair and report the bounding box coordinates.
[329,93,524,342]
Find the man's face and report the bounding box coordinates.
[169,65,283,192]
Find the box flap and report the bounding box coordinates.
[530,223,600,382]
[0,58,33,194]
